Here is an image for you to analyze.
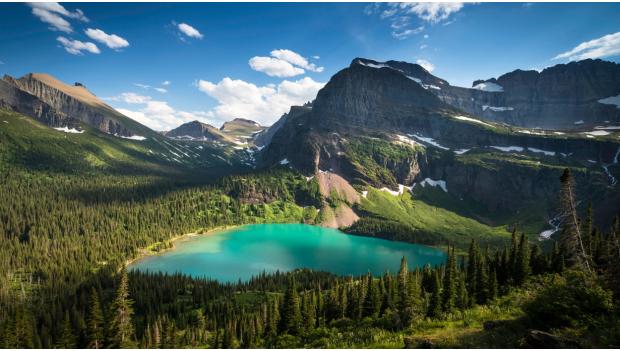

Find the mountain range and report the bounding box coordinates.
[1,58,619,239]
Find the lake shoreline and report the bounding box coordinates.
[125,224,241,268]
[126,223,447,282]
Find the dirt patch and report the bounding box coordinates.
[316,171,360,204]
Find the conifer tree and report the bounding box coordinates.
[427,270,442,318]
[109,266,136,348]
[280,278,302,335]
[515,232,531,285]
[441,246,457,313]
[466,240,479,301]
[362,273,381,318]
[57,312,76,348]
[87,288,105,349]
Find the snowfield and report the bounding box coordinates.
[454,115,493,127]
[491,145,524,152]
[407,134,449,150]
[598,95,620,108]
[583,130,611,137]
[379,184,412,196]
[120,135,147,141]
[528,147,555,156]
[418,178,448,192]
[472,82,504,92]
[482,105,514,112]
[54,126,84,134]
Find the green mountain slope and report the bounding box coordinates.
[0,109,252,178]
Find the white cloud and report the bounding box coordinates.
[416,59,435,72]
[312,55,320,60]
[154,88,168,93]
[271,49,324,72]
[392,26,424,40]
[134,83,151,89]
[116,98,212,131]
[162,80,171,86]
[249,56,305,78]
[197,76,325,125]
[553,32,620,61]
[56,36,100,55]
[420,44,428,50]
[367,2,466,39]
[401,2,464,23]
[84,28,129,50]
[28,3,88,33]
[249,49,323,77]
[177,22,203,39]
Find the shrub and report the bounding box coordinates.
[523,270,613,330]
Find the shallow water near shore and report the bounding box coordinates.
[129,223,446,282]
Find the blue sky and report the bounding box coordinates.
[1,2,620,130]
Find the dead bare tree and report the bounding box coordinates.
[559,168,592,274]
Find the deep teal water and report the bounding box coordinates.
[129,224,446,282]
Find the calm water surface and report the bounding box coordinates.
[129,224,446,282]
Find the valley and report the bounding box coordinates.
[1,55,619,348]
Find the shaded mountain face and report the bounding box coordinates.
[259,57,620,230]
[363,58,620,129]
[165,120,232,143]
[1,73,147,137]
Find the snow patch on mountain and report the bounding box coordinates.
[482,105,514,112]
[379,184,412,196]
[472,82,504,92]
[598,95,620,108]
[407,134,449,150]
[491,145,524,152]
[120,135,147,141]
[418,178,448,192]
[454,148,470,155]
[454,115,493,127]
[583,130,611,137]
[528,147,555,156]
[54,126,84,134]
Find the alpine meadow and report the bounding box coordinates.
[1,1,620,349]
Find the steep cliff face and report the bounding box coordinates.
[0,79,72,128]
[2,73,142,136]
[345,58,620,129]
[259,57,620,228]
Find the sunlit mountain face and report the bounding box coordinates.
[1,2,620,349]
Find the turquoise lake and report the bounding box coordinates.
[129,224,446,282]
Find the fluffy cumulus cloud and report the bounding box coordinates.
[177,22,203,39]
[249,56,305,78]
[113,93,211,131]
[401,2,464,23]
[366,2,466,39]
[553,32,620,61]
[56,36,100,55]
[249,49,323,77]
[197,76,325,125]
[416,59,435,72]
[84,28,129,49]
[28,2,88,33]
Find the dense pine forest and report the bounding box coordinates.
[1,155,619,348]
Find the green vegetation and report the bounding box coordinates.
[342,136,425,187]
[1,108,620,348]
[348,188,511,248]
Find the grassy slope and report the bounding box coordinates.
[0,109,248,178]
[354,188,511,249]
